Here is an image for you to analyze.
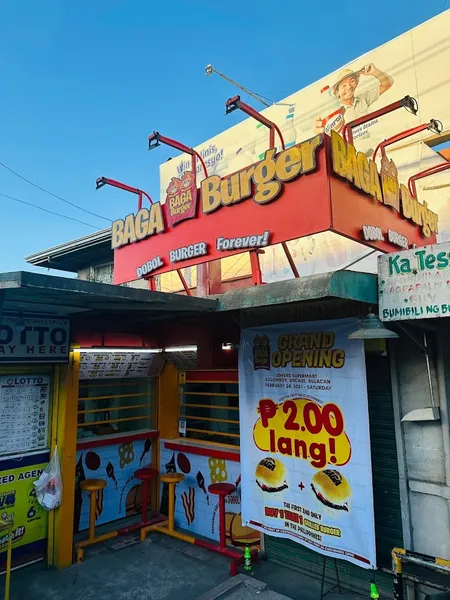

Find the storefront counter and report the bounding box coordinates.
[74,430,158,532]
[160,439,259,547]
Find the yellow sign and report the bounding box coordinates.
[200,136,322,213]
[0,462,48,554]
[112,203,165,250]
[253,397,351,470]
[330,129,439,238]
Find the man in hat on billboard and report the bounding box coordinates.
[314,63,393,133]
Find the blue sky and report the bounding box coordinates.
[0,0,446,274]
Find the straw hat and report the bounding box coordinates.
[331,68,361,96]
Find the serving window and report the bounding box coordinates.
[179,371,240,447]
[77,378,155,440]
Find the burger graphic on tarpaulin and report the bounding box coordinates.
[311,469,351,513]
[253,335,271,371]
[255,457,288,493]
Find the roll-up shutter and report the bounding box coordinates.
[264,354,403,597]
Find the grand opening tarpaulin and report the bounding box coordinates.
[238,318,376,569]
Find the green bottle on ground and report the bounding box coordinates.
[244,545,252,572]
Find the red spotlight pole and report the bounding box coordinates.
[225,96,291,283]
[148,132,209,180]
[372,120,443,161]
[225,95,285,151]
[342,95,418,144]
[148,132,214,296]
[95,176,154,211]
[408,162,450,199]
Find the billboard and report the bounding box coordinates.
[239,319,376,568]
[157,11,450,285]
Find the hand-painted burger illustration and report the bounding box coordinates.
[255,457,288,493]
[167,177,182,196]
[311,469,351,512]
[180,170,195,190]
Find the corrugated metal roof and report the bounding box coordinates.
[25,228,112,272]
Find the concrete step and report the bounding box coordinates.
[196,574,294,600]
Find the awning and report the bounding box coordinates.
[0,272,217,328]
[214,271,378,312]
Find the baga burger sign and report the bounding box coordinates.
[111,137,322,250]
[112,133,439,285]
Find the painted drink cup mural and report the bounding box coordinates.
[239,318,376,569]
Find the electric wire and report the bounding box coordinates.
[0,160,112,222]
[0,191,100,230]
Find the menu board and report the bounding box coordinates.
[0,375,50,456]
[79,352,164,380]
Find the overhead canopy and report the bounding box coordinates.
[25,229,112,273]
[215,271,377,312]
[0,272,217,328]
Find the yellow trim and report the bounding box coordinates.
[186,427,240,439]
[47,364,60,566]
[151,378,160,512]
[78,415,153,427]
[78,392,151,402]
[183,415,239,424]
[79,381,148,388]
[436,557,450,568]
[53,350,80,568]
[158,363,180,439]
[79,403,149,414]
[180,437,239,451]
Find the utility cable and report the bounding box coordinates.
[0,160,112,222]
[0,191,100,230]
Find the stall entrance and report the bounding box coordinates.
[75,370,158,536]
[264,354,403,596]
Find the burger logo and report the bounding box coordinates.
[255,457,288,493]
[311,469,351,512]
[164,170,198,228]
[380,155,399,212]
[253,335,271,371]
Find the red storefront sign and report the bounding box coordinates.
[112,132,438,285]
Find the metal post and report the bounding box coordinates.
[177,270,192,296]
[249,250,263,286]
[281,241,299,278]
[393,551,404,600]
[168,483,175,532]
[88,491,96,541]
[4,530,13,600]
[218,494,226,550]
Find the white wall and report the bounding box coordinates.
[391,327,450,559]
